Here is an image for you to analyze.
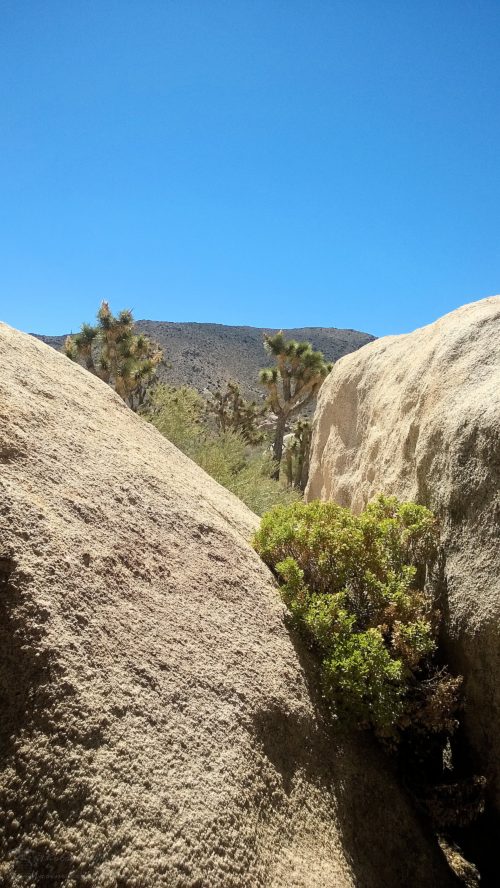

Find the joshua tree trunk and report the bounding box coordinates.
[293,423,312,492]
[272,412,287,479]
[285,447,293,487]
[298,443,311,492]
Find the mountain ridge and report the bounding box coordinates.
[33,319,375,400]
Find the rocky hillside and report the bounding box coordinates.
[0,323,455,887]
[307,296,500,869]
[35,320,374,400]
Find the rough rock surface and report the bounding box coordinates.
[0,324,455,887]
[307,296,500,814]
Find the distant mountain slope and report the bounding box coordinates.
[34,320,374,401]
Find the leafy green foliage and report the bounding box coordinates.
[148,385,206,453]
[253,496,461,737]
[147,385,300,515]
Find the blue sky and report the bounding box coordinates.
[1,0,499,337]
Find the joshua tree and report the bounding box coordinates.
[64,301,162,409]
[259,332,331,478]
[291,419,312,491]
[283,421,312,491]
[207,381,265,445]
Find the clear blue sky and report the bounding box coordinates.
[1,1,499,337]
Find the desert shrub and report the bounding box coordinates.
[228,450,302,514]
[197,434,301,513]
[254,496,487,834]
[253,496,461,737]
[148,385,300,515]
[148,385,206,454]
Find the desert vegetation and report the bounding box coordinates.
[147,384,300,515]
[259,332,332,478]
[206,381,265,444]
[254,496,456,735]
[253,496,486,833]
[64,302,162,408]
[64,306,322,498]
[283,420,312,492]
[146,376,320,511]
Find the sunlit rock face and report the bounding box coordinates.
[307,296,500,815]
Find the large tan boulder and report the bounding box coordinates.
[307,296,500,816]
[0,323,456,887]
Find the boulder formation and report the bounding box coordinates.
[0,323,456,886]
[307,296,500,819]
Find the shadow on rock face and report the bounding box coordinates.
[0,555,103,886]
[253,626,460,888]
[0,554,51,758]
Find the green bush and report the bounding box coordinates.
[147,385,300,515]
[148,385,206,454]
[226,450,302,515]
[253,496,460,737]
